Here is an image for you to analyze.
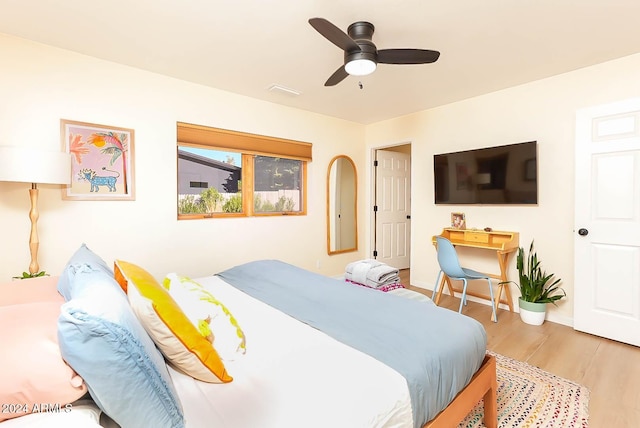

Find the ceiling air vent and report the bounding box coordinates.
[267,84,301,97]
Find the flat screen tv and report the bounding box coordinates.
[434,141,537,205]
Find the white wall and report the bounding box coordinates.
[3,31,640,326]
[365,52,640,325]
[0,33,367,281]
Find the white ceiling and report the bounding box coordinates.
[2,1,640,124]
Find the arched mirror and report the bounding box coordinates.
[327,155,357,254]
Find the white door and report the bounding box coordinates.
[574,98,640,347]
[375,149,411,269]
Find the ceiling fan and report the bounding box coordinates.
[309,17,440,87]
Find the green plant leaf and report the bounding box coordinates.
[12,271,49,280]
[509,240,565,304]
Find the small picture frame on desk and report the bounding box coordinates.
[451,212,466,229]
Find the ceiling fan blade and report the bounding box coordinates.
[309,17,360,52]
[324,66,349,86]
[377,49,440,64]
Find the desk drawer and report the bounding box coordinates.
[464,231,489,244]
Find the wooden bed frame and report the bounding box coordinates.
[424,354,497,428]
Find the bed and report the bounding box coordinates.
[0,245,497,428]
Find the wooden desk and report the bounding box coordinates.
[432,228,519,321]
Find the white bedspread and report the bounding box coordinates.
[168,275,414,428]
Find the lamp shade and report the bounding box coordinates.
[0,146,71,185]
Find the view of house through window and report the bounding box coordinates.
[178,147,243,215]
[177,146,304,217]
[176,122,311,219]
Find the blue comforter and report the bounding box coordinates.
[217,260,487,428]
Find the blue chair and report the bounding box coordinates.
[433,236,498,322]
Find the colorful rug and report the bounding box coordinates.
[459,352,590,428]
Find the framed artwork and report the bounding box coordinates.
[451,212,466,229]
[61,120,135,200]
[455,163,470,190]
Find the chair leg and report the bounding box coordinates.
[487,278,498,322]
[458,279,468,314]
[433,270,443,306]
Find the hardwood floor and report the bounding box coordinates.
[400,269,640,428]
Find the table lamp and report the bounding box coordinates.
[0,146,71,275]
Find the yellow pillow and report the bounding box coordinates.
[114,260,232,383]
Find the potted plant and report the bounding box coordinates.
[503,240,565,325]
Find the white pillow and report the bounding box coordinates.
[164,273,246,361]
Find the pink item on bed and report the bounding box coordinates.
[0,276,86,422]
[345,278,405,292]
[0,301,87,421]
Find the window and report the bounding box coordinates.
[178,148,242,215]
[253,155,303,213]
[189,182,208,189]
[177,122,311,219]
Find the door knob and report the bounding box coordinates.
[578,228,589,236]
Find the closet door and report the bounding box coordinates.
[375,149,411,269]
[574,98,640,346]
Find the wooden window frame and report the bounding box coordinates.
[177,123,311,220]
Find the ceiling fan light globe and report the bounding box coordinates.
[345,59,376,76]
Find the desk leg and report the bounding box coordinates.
[435,275,455,305]
[495,251,515,315]
[445,276,455,297]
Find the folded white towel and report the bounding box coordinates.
[366,275,400,288]
[345,259,399,288]
[345,259,382,274]
[365,264,400,284]
[345,259,382,285]
[360,275,400,288]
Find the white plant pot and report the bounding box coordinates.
[518,298,547,325]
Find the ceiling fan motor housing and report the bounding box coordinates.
[345,21,377,63]
[344,41,377,63]
[347,21,375,41]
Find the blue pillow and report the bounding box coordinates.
[57,244,113,301]
[57,265,184,428]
